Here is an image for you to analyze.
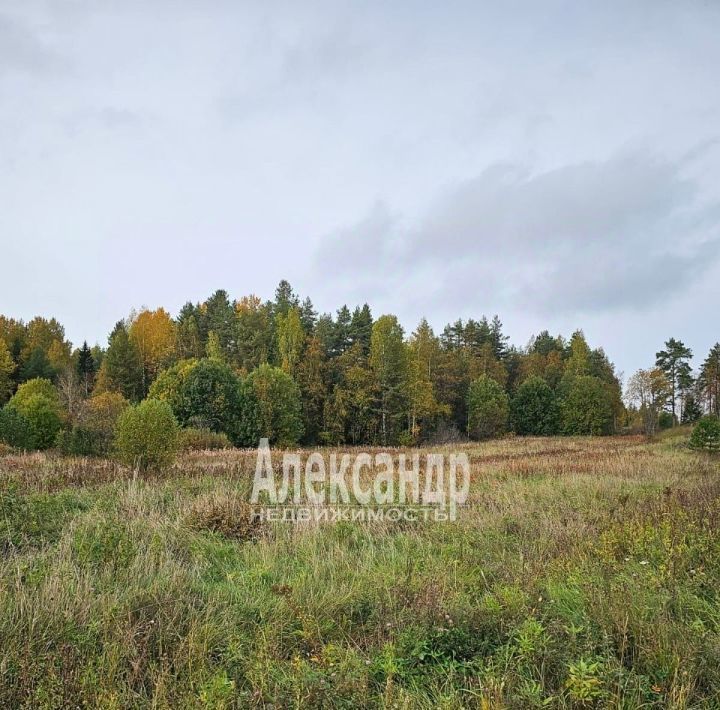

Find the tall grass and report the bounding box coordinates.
[0,436,719,708]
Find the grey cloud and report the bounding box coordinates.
[315,150,720,314]
[0,11,65,75]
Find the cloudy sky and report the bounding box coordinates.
[1,0,719,380]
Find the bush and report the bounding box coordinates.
[57,392,130,456]
[689,415,720,454]
[467,375,509,440]
[4,378,64,450]
[511,376,559,435]
[56,427,104,456]
[114,399,179,470]
[178,427,232,451]
[658,411,674,430]
[12,394,62,449]
[9,378,59,410]
[0,406,34,449]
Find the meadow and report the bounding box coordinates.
[1,433,719,708]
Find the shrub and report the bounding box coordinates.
[178,427,232,451]
[58,392,130,456]
[0,406,34,449]
[689,415,720,454]
[511,376,559,435]
[186,492,263,541]
[467,375,509,440]
[9,378,59,410]
[658,411,674,430]
[56,427,103,456]
[5,378,64,450]
[13,394,62,449]
[114,399,179,470]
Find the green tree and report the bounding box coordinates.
[20,347,55,382]
[559,375,615,435]
[203,289,237,360]
[689,415,720,454]
[656,338,693,425]
[149,358,245,443]
[406,320,448,440]
[114,399,179,470]
[370,315,408,444]
[565,330,591,376]
[244,363,303,446]
[235,296,273,371]
[277,307,305,377]
[296,336,327,444]
[175,302,205,360]
[76,341,95,396]
[147,359,198,415]
[349,304,373,354]
[467,374,509,440]
[273,279,299,319]
[178,359,243,439]
[698,343,720,416]
[97,322,143,402]
[0,339,15,404]
[682,393,702,424]
[0,406,33,449]
[511,376,559,435]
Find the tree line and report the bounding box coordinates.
[0,280,718,451]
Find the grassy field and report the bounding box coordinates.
[1,434,719,708]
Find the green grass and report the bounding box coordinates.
[0,437,719,708]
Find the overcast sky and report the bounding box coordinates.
[1,0,719,380]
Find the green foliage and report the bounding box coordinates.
[243,363,303,446]
[511,376,559,435]
[467,374,509,439]
[370,315,408,444]
[150,358,245,444]
[0,406,34,449]
[0,338,15,404]
[99,322,143,402]
[178,427,232,451]
[6,379,63,449]
[19,347,56,382]
[114,399,179,470]
[9,377,59,409]
[558,374,615,435]
[58,392,129,456]
[689,415,720,453]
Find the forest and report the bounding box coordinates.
[1,280,719,455]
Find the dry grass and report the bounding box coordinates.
[0,435,719,708]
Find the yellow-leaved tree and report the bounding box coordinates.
[129,308,176,396]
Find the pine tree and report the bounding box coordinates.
[99,322,143,402]
[656,338,693,424]
[349,304,373,354]
[698,343,720,416]
[76,341,95,396]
